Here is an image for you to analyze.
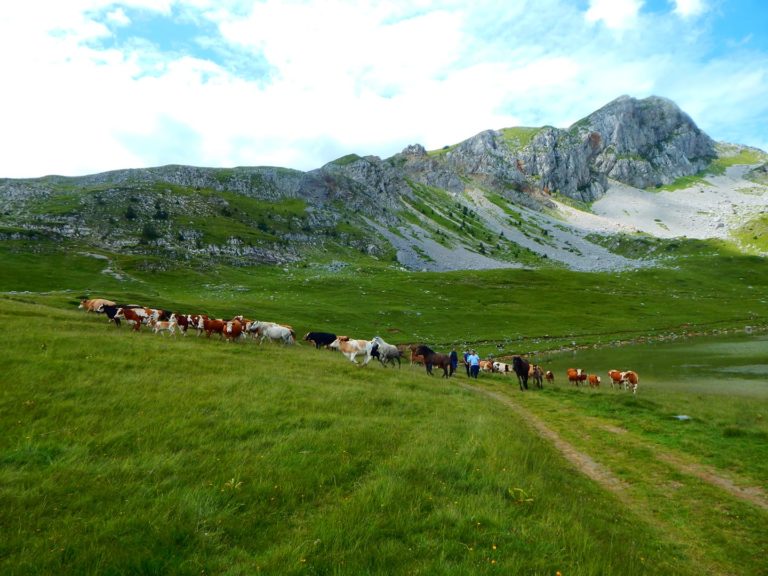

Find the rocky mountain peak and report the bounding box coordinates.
[572,95,716,189]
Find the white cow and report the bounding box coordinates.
[249,321,295,345]
[330,336,374,365]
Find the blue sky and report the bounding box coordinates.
[1,0,766,178]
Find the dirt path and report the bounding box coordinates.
[461,383,768,512]
[460,384,633,503]
[654,452,768,512]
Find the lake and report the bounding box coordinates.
[532,331,768,397]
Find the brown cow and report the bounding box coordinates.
[588,374,601,388]
[199,317,226,338]
[545,370,555,385]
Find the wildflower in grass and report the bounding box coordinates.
[223,477,242,491]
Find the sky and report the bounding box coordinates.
[1,0,766,178]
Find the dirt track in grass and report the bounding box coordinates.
[461,384,768,512]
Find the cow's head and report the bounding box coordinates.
[329,336,349,350]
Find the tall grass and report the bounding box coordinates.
[2,299,705,575]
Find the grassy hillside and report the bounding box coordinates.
[1,235,766,356]
[3,298,766,575]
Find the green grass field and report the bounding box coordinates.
[2,238,768,574]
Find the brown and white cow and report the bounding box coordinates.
[198,317,226,338]
[567,368,585,386]
[588,374,601,388]
[186,314,208,336]
[147,308,172,323]
[608,370,624,389]
[114,307,146,332]
[479,360,494,372]
[493,361,512,373]
[223,320,245,342]
[151,315,178,336]
[621,371,639,394]
[329,336,374,365]
[79,298,116,313]
[545,370,555,385]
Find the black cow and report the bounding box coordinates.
[303,332,337,349]
[512,356,530,391]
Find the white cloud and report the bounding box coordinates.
[0,1,766,178]
[106,7,131,26]
[672,0,707,18]
[585,0,643,30]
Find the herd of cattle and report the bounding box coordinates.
[79,297,639,393]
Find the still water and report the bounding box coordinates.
[532,331,768,397]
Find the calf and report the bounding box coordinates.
[545,370,555,385]
[304,331,337,349]
[530,364,544,388]
[151,315,178,336]
[588,374,601,388]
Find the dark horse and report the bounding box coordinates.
[413,345,454,378]
[512,356,530,391]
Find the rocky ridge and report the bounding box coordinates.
[1,95,761,272]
